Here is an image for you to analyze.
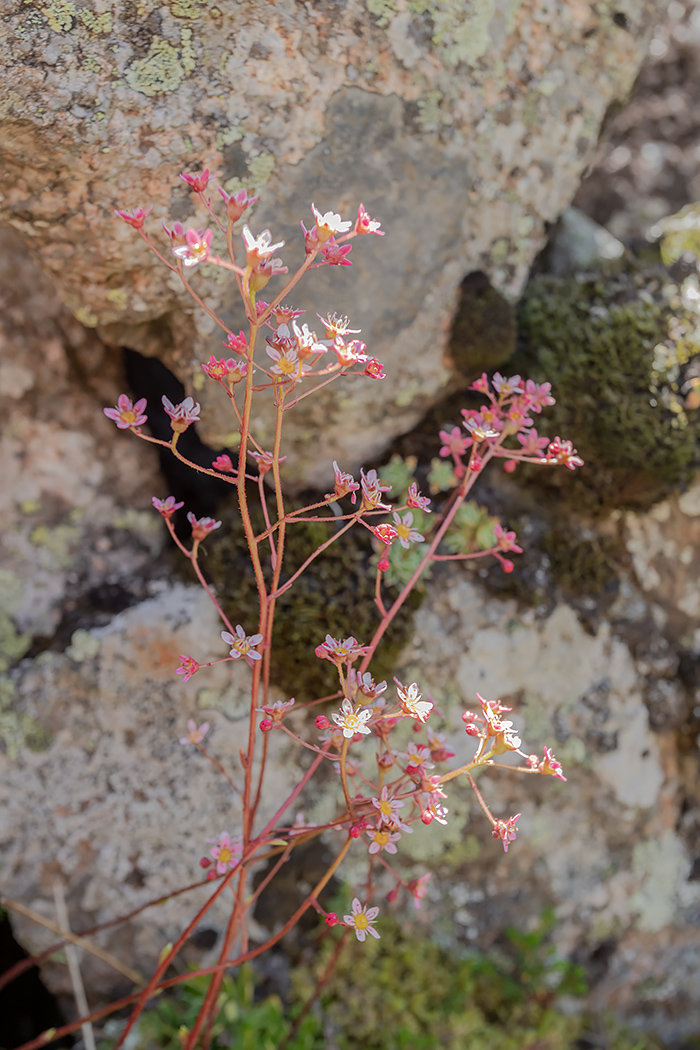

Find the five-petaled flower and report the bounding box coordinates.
[311,204,352,243]
[400,742,434,774]
[327,461,360,504]
[367,826,401,855]
[321,239,352,266]
[343,898,380,942]
[179,169,211,193]
[493,523,523,554]
[360,468,392,512]
[260,698,296,724]
[152,496,184,518]
[332,698,372,739]
[242,225,285,266]
[492,813,521,853]
[315,635,369,665]
[179,717,208,743]
[546,437,584,470]
[172,227,213,267]
[114,205,153,230]
[538,746,567,782]
[371,785,405,827]
[355,203,384,236]
[406,482,431,513]
[207,831,242,874]
[392,511,424,549]
[176,657,200,683]
[187,513,221,542]
[395,681,433,723]
[212,454,234,472]
[162,395,201,434]
[372,523,398,546]
[364,358,386,380]
[104,394,148,430]
[219,187,258,223]
[222,625,263,661]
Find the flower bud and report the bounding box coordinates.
[259,718,273,732]
[464,723,480,737]
[378,555,390,573]
[199,857,212,868]
[377,752,394,769]
[461,711,477,723]
[207,870,218,880]
[315,714,330,730]
[325,912,339,926]
[421,810,434,825]
[503,459,517,473]
[349,824,363,839]
[386,888,399,903]
[501,559,514,574]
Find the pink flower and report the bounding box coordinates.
[426,726,455,762]
[516,428,549,456]
[212,454,234,472]
[172,227,213,267]
[439,426,470,459]
[372,785,405,826]
[176,656,200,683]
[372,523,398,545]
[408,873,431,909]
[333,337,368,367]
[221,625,263,661]
[321,238,352,266]
[343,898,380,942]
[522,379,555,413]
[392,511,424,549]
[260,698,296,724]
[538,746,567,782]
[399,742,434,775]
[104,394,148,430]
[207,831,242,874]
[327,461,359,504]
[364,358,386,380]
[367,826,401,855]
[114,205,153,230]
[406,482,431,513]
[470,373,490,394]
[162,220,186,246]
[492,373,523,396]
[179,717,209,744]
[316,635,369,665]
[162,395,201,434]
[395,680,433,723]
[493,523,523,554]
[360,468,392,512]
[546,437,584,470]
[251,449,285,476]
[492,813,521,853]
[219,187,258,223]
[266,344,309,381]
[355,203,384,236]
[463,417,500,441]
[179,169,211,193]
[152,495,184,518]
[187,513,221,542]
[223,331,248,354]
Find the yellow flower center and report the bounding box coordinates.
[396,523,410,540]
[122,410,138,424]
[379,799,392,817]
[219,848,231,864]
[354,913,369,930]
[277,356,297,376]
[344,714,360,731]
[374,831,389,846]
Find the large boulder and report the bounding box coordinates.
[0,0,665,485]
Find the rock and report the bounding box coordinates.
[545,206,625,276]
[0,0,665,486]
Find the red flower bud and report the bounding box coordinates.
[349,824,363,839]
[315,714,330,730]
[386,888,399,903]
[325,912,340,926]
[259,718,273,732]
[421,810,434,825]
[199,857,212,869]
[501,559,514,574]
[464,723,480,737]
[207,869,218,880]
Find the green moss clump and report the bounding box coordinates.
[206,496,421,701]
[514,264,700,510]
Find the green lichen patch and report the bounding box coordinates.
[0,678,53,759]
[125,37,186,97]
[206,495,422,701]
[513,263,700,511]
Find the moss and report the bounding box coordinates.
[206,495,422,701]
[448,271,517,383]
[513,263,700,510]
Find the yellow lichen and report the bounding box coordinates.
[106,288,128,310]
[215,125,244,151]
[74,305,100,327]
[125,37,185,97]
[169,0,203,16]
[41,0,76,32]
[180,26,196,73]
[78,8,111,32]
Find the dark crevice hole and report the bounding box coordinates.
[0,913,72,1049]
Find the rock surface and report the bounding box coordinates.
[0,0,665,485]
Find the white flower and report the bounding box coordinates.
[221,625,263,661]
[332,698,372,739]
[311,204,352,236]
[179,719,209,746]
[241,225,285,260]
[396,681,433,723]
[343,898,380,942]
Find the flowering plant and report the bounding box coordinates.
[8,169,582,1050]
